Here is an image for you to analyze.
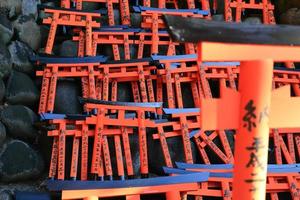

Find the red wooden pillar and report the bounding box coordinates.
[233,60,273,199]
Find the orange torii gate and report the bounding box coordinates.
[201,64,300,165]
[60,0,130,25]
[223,0,299,93]
[202,64,300,91]
[41,6,101,55]
[165,16,300,200]
[73,0,130,25]
[33,56,107,113]
[34,56,161,113]
[153,108,201,167]
[133,6,210,55]
[224,0,275,23]
[43,99,162,181]
[164,163,300,200]
[43,115,133,181]
[73,27,193,58]
[152,111,234,166]
[151,54,200,108]
[82,99,162,178]
[137,0,212,14]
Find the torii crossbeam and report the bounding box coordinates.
[164,16,300,200]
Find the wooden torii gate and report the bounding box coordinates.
[164,16,300,200]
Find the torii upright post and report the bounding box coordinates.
[164,16,300,200]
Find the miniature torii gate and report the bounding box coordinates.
[164,16,300,200]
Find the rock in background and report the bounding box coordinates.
[0,140,44,182]
[5,71,39,106]
[0,43,12,78]
[13,15,41,51]
[0,13,14,45]
[279,8,300,25]
[8,41,35,74]
[0,0,47,197]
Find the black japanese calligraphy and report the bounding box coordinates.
[243,100,257,132]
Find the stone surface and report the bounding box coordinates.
[117,82,132,102]
[5,71,39,106]
[212,14,224,21]
[276,0,300,14]
[0,78,5,103]
[21,0,39,19]
[81,2,100,11]
[0,13,13,44]
[13,15,41,51]
[243,17,262,24]
[280,8,300,25]
[38,1,55,20]
[0,122,7,147]
[130,13,142,28]
[0,105,38,139]
[36,132,52,168]
[59,40,78,57]
[0,190,13,200]
[0,140,44,182]
[53,79,83,114]
[8,41,35,74]
[0,0,22,18]
[0,43,12,78]
[0,180,49,197]
[100,9,121,26]
[182,83,196,108]
[39,25,50,49]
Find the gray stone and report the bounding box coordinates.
[0,43,12,78]
[99,9,121,26]
[0,13,13,44]
[0,122,7,147]
[280,8,300,25]
[0,140,44,182]
[117,82,132,102]
[0,180,48,196]
[81,2,100,11]
[112,9,121,25]
[130,13,142,28]
[276,0,300,14]
[13,15,41,51]
[5,71,39,106]
[21,0,40,19]
[212,14,224,21]
[0,0,22,18]
[0,190,13,200]
[0,105,38,139]
[59,40,78,57]
[40,25,50,48]
[54,79,83,114]
[243,17,262,24]
[38,2,55,20]
[0,78,5,103]
[37,132,52,168]
[8,41,35,74]
[38,44,60,56]
[181,83,196,108]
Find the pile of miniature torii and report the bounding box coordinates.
[33,0,300,199]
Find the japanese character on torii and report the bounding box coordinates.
[164,16,300,200]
